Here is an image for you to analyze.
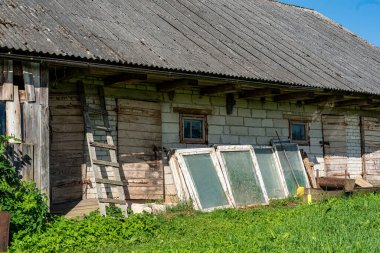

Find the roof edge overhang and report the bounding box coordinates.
[0,49,377,98]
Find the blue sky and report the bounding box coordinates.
[279,0,380,47]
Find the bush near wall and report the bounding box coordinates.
[0,136,51,240]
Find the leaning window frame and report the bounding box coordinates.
[174,148,233,211]
[215,145,269,207]
[289,121,309,145]
[179,114,207,144]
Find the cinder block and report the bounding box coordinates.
[161,103,171,113]
[262,119,273,127]
[238,108,251,117]
[256,136,272,145]
[266,128,285,137]
[277,102,291,112]
[244,118,262,127]
[162,133,179,144]
[226,116,244,126]
[239,136,256,145]
[273,119,289,128]
[219,106,227,116]
[210,96,225,106]
[248,100,263,109]
[249,127,265,136]
[173,93,192,104]
[162,123,179,133]
[192,95,210,105]
[208,134,221,144]
[224,126,231,134]
[221,135,239,144]
[309,129,323,138]
[162,112,179,123]
[251,109,266,118]
[207,115,226,125]
[230,126,248,135]
[235,99,248,108]
[266,110,283,119]
[263,102,277,110]
[208,125,224,134]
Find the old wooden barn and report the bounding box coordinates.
[1,0,380,215]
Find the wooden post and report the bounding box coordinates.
[5,85,21,142]
[0,212,10,252]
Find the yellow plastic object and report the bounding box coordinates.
[296,186,305,197]
[307,193,312,204]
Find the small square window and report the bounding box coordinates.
[180,114,207,144]
[289,121,309,145]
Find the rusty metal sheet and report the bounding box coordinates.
[0,212,10,253]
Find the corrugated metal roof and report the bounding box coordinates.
[1,0,380,94]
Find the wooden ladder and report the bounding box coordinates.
[80,84,128,217]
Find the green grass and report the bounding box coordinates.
[11,194,380,253]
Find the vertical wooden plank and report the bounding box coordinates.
[0,102,5,135]
[39,63,49,203]
[20,143,34,181]
[0,60,14,101]
[22,62,36,102]
[5,85,21,142]
[24,104,41,188]
[0,212,10,252]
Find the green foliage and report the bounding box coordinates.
[11,194,380,253]
[111,194,380,253]
[0,136,50,240]
[10,211,161,253]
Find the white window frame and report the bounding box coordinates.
[175,148,233,211]
[215,145,269,207]
[273,143,311,192]
[253,145,289,199]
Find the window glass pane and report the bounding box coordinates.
[275,144,309,195]
[221,151,266,206]
[184,119,191,138]
[291,124,306,141]
[183,154,229,209]
[254,147,287,199]
[191,120,202,139]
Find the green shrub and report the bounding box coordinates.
[10,210,161,253]
[0,136,51,240]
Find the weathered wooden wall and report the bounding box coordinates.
[362,117,380,185]
[322,115,348,176]
[49,95,84,204]
[118,99,163,200]
[0,59,49,200]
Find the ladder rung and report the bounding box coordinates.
[90,141,116,150]
[98,198,126,205]
[93,160,119,167]
[94,125,112,131]
[95,178,124,186]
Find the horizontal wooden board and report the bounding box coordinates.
[119,138,161,149]
[51,115,83,124]
[118,122,161,132]
[118,114,161,125]
[51,123,84,133]
[121,170,163,179]
[51,141,84,151]
[118,130,162,141]
[118,108,161,118]
[118,99,161,110]
[51,132,84,142]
